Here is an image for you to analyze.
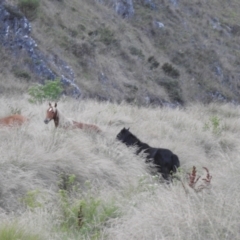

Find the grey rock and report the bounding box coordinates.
[0,2,81,97]
[115,0,134,18]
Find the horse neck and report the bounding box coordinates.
[53,110,59,127]
[129,134,150,150]
[128,133,143,147]
[55,109,72,128]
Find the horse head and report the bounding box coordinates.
[116,127,131,143]
[44,102,58,124]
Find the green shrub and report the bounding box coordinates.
[18,0,40,20]
[28,78,63,103]
[58,188,120,239]
[21,190,42,209]
[79,197,119,237]
[203,115,222,135]
[58,173,77,192]
[59,192,118,235]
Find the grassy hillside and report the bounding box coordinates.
[1,1,240,238]
[1,96,240,239]
[2,0,240,104]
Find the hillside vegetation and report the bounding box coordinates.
[0,97,240,239]
[1,0,240,105]
[1,0,240,239]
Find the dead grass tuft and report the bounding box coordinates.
[181,166,212,194]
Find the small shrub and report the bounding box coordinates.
[124,83,138,93]
[13,69,31,81]
[58,172,77,192]
[204,115,222,135]
[28,78,63,103]
[21,190,42,209]
[157,77,183,103]
[9,107,22,115]
[231,24,240,36]
[18,0,40,20]
[4,4,24,19]
[211,116,220,130]
[58,187,120,238]
[70,42,94,58]
[128,46,145,59]
[58,189,78,231]
[98,27,117,46]
[69,29,78,38]
[78,24,86,32]
[162,62,180,78]
[77,197,119,237]
[148,56,159,69]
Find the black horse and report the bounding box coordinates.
[116,127,180,180]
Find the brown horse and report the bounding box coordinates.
[0,114,28,127]
[44,103,101,132]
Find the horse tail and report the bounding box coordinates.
[171,154,180,173]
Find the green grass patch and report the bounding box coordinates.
[203,115,222,135]
[21,190,42,209]
[58,188,120,239]
[0,223,42,240]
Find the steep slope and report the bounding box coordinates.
[1,0,240,105]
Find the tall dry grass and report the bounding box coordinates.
[0,96,240,239]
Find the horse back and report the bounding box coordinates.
[155,148,175,161]
[73,121,101,132]
[0,114,28,127]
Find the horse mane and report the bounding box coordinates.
[123,129,150,150]
[56,109,74,128]
[128,131,142,144]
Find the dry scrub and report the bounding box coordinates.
[0,96,240,239]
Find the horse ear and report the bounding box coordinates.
[127,127,130,130]
[54,103,57,108]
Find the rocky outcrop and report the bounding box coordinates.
[98,0,135,18]
[0,1,81,97]
[115,0,134,18]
